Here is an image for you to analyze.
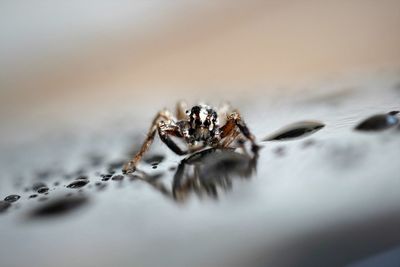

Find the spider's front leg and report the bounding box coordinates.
[220,111,259,152]
[123,109,174,174]
[123,112,189,173]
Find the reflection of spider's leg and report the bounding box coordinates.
[245,147,259,177]
[172,161,192,202]
[158,122,188,156]
[123,109,173,173]
[238,137,251,156]
[146,179,173,199]
[220,111,258,152]
[175,100,188,121]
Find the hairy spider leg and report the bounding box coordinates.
[123,109,183,173]
[219,111,259,152]
[220,129,241,148]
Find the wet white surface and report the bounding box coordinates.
[1,74,400,267]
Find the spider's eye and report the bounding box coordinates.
[185,110,189,114]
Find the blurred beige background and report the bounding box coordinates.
[1,0,400,132]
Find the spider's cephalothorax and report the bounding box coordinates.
[186,105,219,144]
[123,101,258,174]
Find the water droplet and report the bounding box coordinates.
[29,194,38,199]
[67,179,89,189]
[144,154,165,165]
[4,194,21,203]
[111,175,124,181]
[28,196,88,218]
[32,182,47,191]
[263,121,325,141]
[100,174,112,181]
[0,201,11,213]
[355,114,399,131]
[37,187,49,194]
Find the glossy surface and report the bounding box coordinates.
[1,75,400,267]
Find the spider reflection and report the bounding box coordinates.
[134,148,258,203]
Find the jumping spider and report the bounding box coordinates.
[123,101,259,174]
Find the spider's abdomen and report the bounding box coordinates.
[188,105,219,142]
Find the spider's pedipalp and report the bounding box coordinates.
[157,121,187,156]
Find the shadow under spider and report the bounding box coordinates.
[133,148,259,203]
